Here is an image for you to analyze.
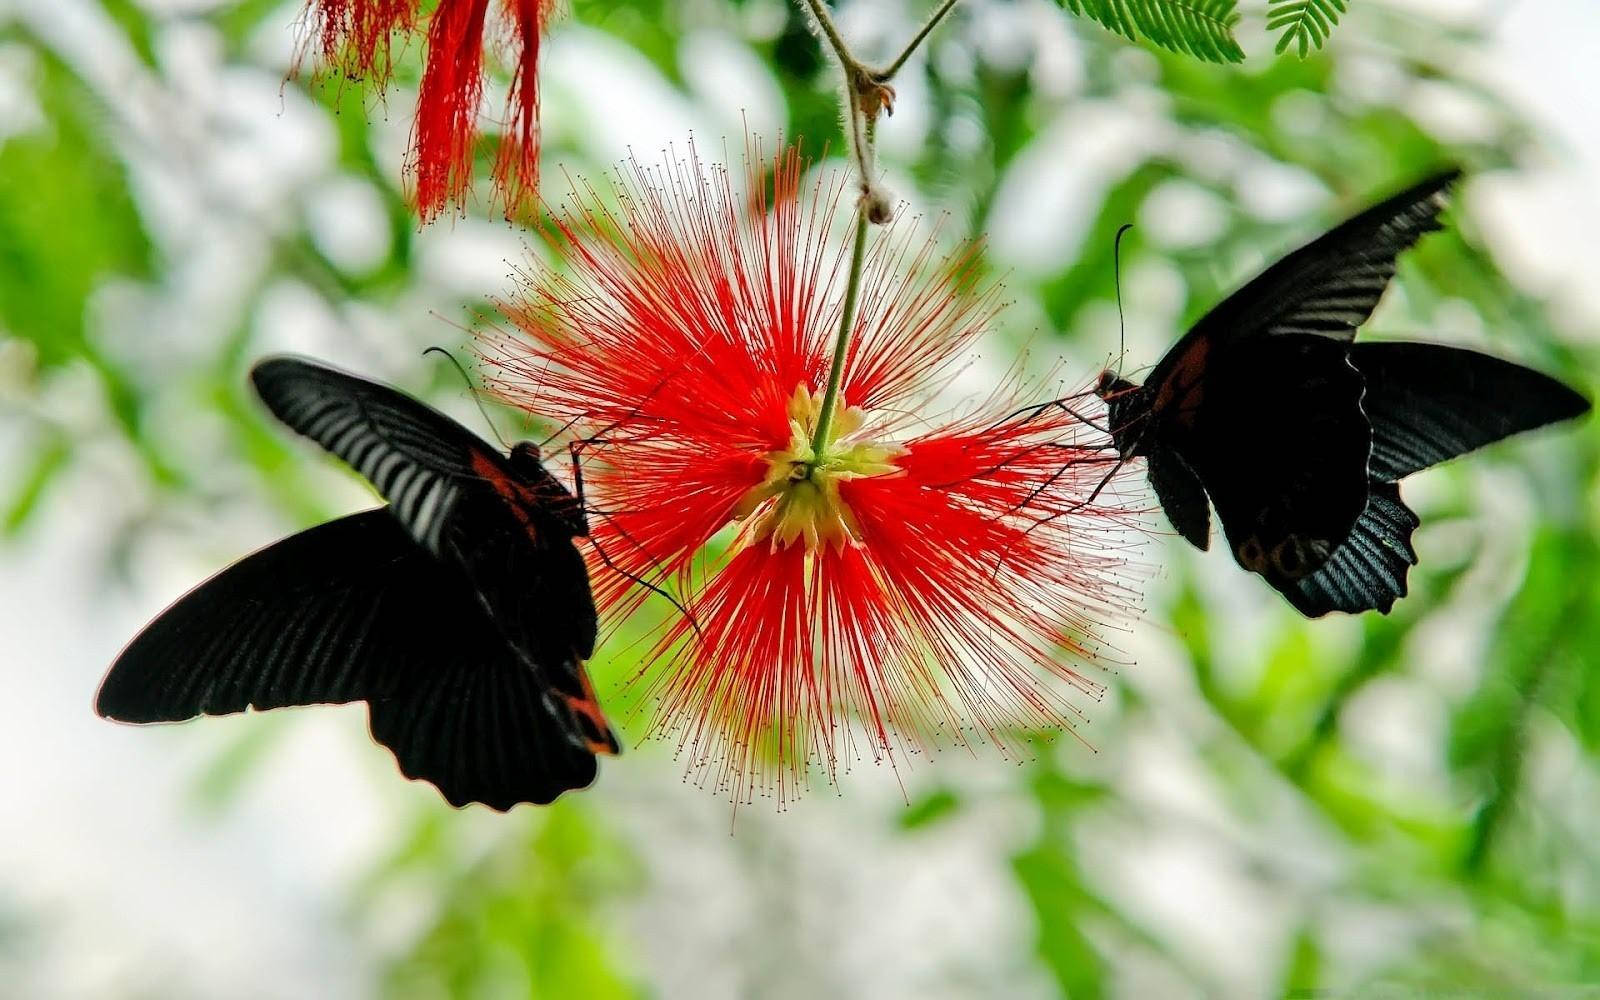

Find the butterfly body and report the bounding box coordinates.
[1099,171,1589,616]
[97,357,617,809]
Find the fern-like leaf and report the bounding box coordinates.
[1267,0,1349,57]
[1060,0,1244,64]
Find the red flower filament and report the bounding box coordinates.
[485,145,1148,804]
[297,0,551,220]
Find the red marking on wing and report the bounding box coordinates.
[1154,336,1210,429]
[470,449,540,541]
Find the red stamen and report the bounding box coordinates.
[413,0,490,221]
[299,0,418,85]
[493,0,551,219]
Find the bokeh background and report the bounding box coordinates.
[3,0,1599,996]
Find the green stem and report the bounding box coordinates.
[794,0,962,457]
[881,0,961,79]
[801,0,875,186]
[800,0,859,76]
[809,210,870,455]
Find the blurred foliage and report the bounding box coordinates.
[359,805,645,999]
[3,0,1598,998]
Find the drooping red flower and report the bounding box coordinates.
[483,144,1149,804]
[297,0,550,220]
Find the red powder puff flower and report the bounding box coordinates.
[297,0,550,220]
[484,144,1148,804]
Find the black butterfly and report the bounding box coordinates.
[96,356,618,809]
[1096,170,1589,616]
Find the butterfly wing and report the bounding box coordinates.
[433,487,613,754]
[1147,170,1460,398]
[251,355,612,743]
[1134,171,1458,605]
[97,510,605,808]
[251,356,502,555]
[1351,341,1590,481]
[1145,446,1210,550]
[1273,343,1588,617]
[97,510,430,721]
[1173,335,1371,589]
[1286,481,1420,617]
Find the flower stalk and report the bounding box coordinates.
[809,211,869,456]
[795,0,962,473]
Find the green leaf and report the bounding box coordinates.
[375,804,645,999]
[1039,160,1176,330]
[1012,844,1106,999]
[1281,924,1322,996]
[1059,0,1244,64]
[101,0,159,67]
[1268,0,1350,57]
[208,0,294,56]
[0,43,153,368]
[898,787,961,829]
[2,433,68,537]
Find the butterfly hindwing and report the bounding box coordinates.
[1287,481,1420,616]
[1352,341,1590,481]
[1172,334,1371,587]
[97,508,608,808]
[365,631,601,810]
[97,510,430,721]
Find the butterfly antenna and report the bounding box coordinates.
[1112,223,1134,376]
[424,347,512,450]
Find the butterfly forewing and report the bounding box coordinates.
[255,357,603,686]
[1164,170,1460,374]
[97,508,604,808]
[252,358,496,555]
[1144,446,1210,550]
[97,511,427,722]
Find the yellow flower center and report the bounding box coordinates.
[732,384,904,551]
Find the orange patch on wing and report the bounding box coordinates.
[562,665,619,756]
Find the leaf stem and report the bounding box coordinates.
[800,0,876,190]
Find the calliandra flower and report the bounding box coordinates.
[296,0,550,220]
[483,144,1148,805]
